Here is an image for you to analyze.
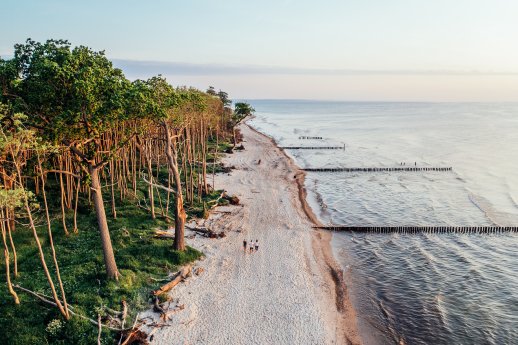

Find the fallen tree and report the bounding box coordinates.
[185,225,226,238]
[151,266,192,296]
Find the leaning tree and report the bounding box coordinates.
[234,102,255,121]
[145,78,191,251]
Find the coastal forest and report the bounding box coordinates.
[0,39,253,344]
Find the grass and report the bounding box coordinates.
[0,157,229,344]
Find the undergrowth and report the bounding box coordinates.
[0,141,231,344]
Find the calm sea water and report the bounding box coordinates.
[247,100,518,345]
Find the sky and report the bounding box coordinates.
[2,0,518,101]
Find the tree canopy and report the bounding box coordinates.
[0,38,238,288]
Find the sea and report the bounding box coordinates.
[247,100,518,345]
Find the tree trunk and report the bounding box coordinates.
[1,209,19,304]
[165,170,171,220]
[200,122,209,196]
[73,176,80,233]
[162,122,186,251]
[5,213,17,277]
[89,165,120,280]
[109,160,117,219]
[146,152,155,219]
[58,163,69,235]
[16,173,68,319]
[212,130,218,190]
[36,154,70,318]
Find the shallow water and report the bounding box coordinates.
[248,100,518,345]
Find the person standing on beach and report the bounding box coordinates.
[243,239,247,252]
[255,240,259,251]
[249,240,254,253]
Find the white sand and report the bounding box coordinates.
[141,123,360,345]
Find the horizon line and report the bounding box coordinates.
[235,98,518,103]
[3,53,518,76]
[110,59,518,77]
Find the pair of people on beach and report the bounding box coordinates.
[243,239,259,253]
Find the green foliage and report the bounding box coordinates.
[0,184,203,344]
[233,102,255,124]
[0,188,25,209]
[13,39,130,146]
[206,86,216,96]
[0,38,235,345]
[217,90,231,107]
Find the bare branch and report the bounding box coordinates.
[13,285,126,332]
[43,170,80,178]
[141,174,177,195]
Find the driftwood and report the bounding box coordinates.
[186,225,215,237]
[146,322,172,341]
[152,266,192,296]
[153,297,166,314]
[155,224,227,239]
[118,312,148,345]
[187,225,226,239]
[212,210,232,214]
[121,330,148,345]
[153,230,174,239]
[191,227,215,237]
[222,192,240,205]
[151,296,186,323]
[160,304,185,321]
[221,165,235,173]
[120,328,148,345]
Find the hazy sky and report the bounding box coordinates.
[2,0,518,101]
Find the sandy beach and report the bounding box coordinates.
[142,122,361,345]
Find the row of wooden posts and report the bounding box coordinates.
[281,145,345,150]
[293,136,517,234]
[298,136,323,140]
[314,226,518,233]
[304,167,453,172]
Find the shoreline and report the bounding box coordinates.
[142,121,361,344]
[246,122,361,344]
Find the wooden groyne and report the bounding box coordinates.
[304,167,452,172]
[281,145,345,150]
[299,136,323,140]
[314,226,518,234]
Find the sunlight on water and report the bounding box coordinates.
[248,100,518,344]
